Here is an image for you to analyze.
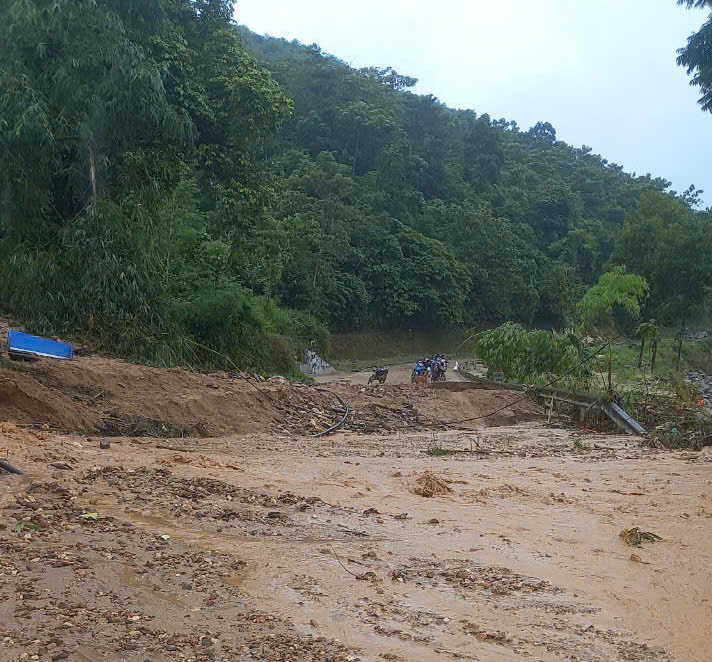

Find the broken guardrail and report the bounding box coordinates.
[457,370,646,436]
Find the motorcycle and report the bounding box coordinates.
[411,359,428,383]
[431,360,448,382]
[368,367,389,384]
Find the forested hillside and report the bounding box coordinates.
[240,28,711,332]
[1,0,710,373]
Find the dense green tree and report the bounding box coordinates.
[611,191,712,327]
[476,323,593,390]
[1,5,708,375]
[577,267,649,389]
[677,0,712,112]
[0,1,304,373]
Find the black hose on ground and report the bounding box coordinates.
[313,388,350,438]
[0,460,23,475]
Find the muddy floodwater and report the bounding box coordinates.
[1,367,711,661]
[2,423,711,662]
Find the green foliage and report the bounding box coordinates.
[0,2,314,375]
[577,267,648,330]
[476,323,592,389]
[0,4,708,377]
[610,192,712,325]
[636,320,660,342]
[239,29,684,331]
[576,267,648,390]
[677,1,712,112]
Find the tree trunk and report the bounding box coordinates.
[676,319,686,371]
[651,339,658,370]
[638,337,645,368]
[607,344,612,392]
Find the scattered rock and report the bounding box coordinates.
[356,571,379,582]
[389,569,408,582]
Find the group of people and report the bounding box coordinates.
[411,354,449,383]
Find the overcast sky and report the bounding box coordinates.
[237,0,711,206]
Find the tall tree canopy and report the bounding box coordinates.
[677,0,712,112]
[0,2,709,373]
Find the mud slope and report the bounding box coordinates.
[0,355,328,436]
[0,352,544,437]
[0,369,99,433]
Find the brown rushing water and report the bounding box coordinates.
[2,414,711,661]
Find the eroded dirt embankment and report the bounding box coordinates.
[0,354,542,438]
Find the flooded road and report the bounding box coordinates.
[181,428,712,662]
[3,417,710,662]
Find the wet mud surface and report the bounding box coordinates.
[1,354,711,662]
[2,418,711,662]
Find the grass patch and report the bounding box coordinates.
[683,337,712,373]
[589,335,699,394]
[426,447,457,457]
[606,340,679,387]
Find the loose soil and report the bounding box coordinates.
[0,356,540,437]
[1,353,711,661]
[410,472,453,498]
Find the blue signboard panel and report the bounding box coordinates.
[8,330,73,360]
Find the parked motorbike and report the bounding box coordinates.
[368,367,389,384]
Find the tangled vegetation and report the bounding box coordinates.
[476,323,593,391]
[1,1,710,374]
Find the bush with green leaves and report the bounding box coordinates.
[476,322,592,390]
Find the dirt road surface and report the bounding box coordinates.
[316,362,479,386]
[1,354,711,662]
